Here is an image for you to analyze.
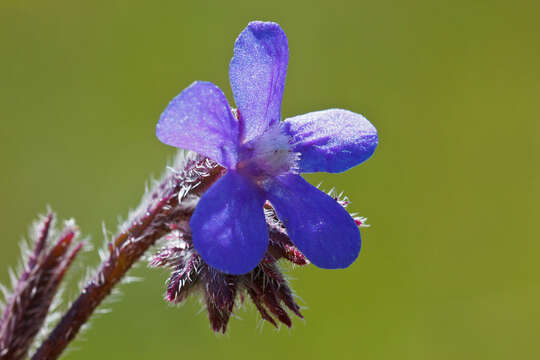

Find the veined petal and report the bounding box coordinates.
[229,21,288,142]
[156,81,240,168]
[283,109,378,173]
[191,171,268,275]
[264,174,361,269]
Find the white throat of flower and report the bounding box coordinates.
[237,124,300,179]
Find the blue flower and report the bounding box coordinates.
[156,21,378,275]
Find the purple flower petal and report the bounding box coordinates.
[191,171,268,275]
[156,81,240,168]
[229,21,288,142]
[264,174,361,269]
[283,109,378,173]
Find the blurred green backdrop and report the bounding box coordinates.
[1,0,539,359]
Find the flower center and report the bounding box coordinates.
[237,124,299,180]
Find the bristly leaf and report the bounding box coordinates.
[0,212,83,360]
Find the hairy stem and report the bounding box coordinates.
[32,158,223,360]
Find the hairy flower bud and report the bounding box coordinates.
[149,204,309,332]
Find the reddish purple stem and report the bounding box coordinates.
[31,161,223,360]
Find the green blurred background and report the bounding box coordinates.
[1,0,539,359]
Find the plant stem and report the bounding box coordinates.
[32,159,223,360]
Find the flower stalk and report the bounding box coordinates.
[31,154,223,360]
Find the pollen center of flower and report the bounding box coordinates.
[237,125,299,180]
